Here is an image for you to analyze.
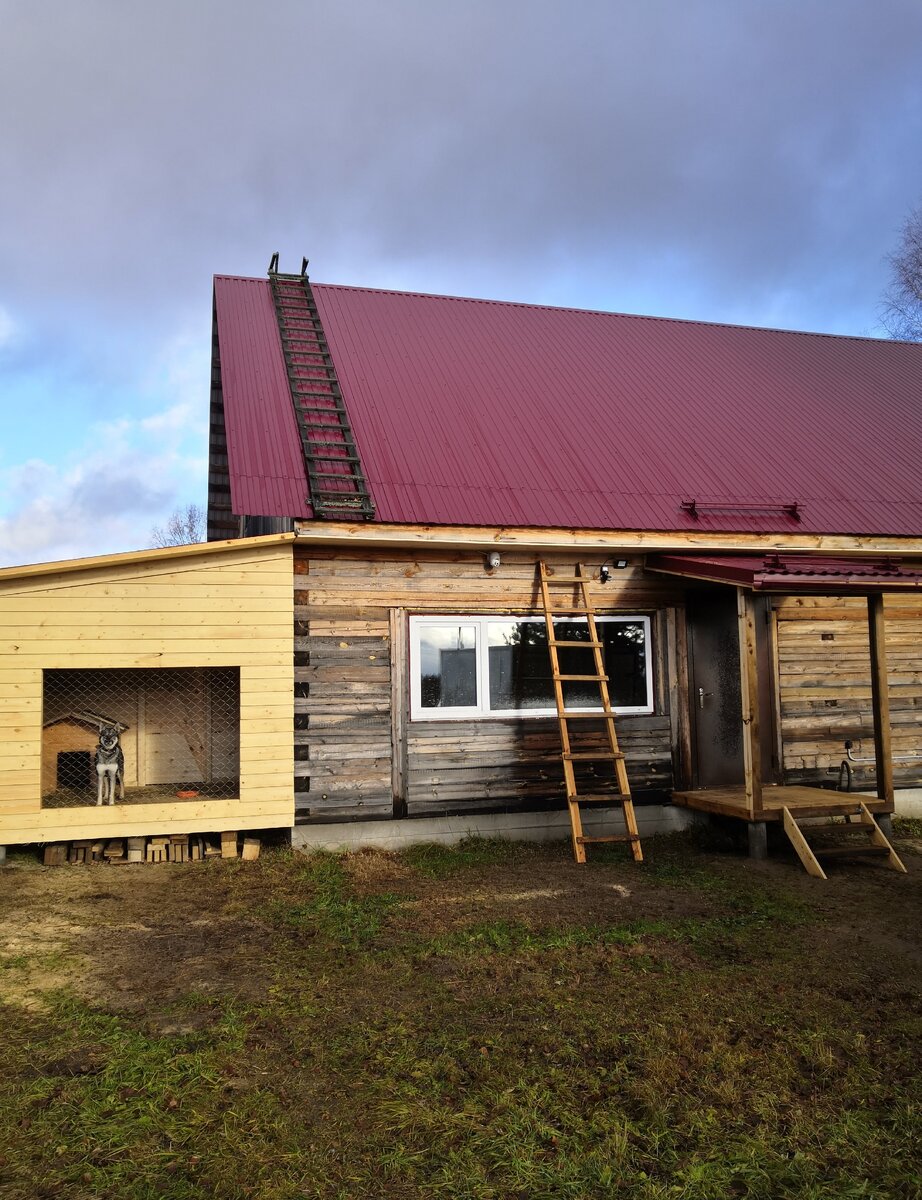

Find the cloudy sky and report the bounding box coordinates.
[1,0,921,567]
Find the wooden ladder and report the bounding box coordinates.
[781,801,906,880]
[538,562,643,864]
[268,261,375,520]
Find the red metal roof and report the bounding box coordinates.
[213,275,922,536]
[646,553,922,592]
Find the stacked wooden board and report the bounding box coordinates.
[42,834,260,865]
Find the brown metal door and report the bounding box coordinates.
[687,589,744,787]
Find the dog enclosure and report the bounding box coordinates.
[0,536,295,846]
[41,667,240,807]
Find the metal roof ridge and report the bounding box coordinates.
[310,281,907,346]
[216,272,918,344]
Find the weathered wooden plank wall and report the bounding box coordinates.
[774,594,922,787]
[294,549,682,822]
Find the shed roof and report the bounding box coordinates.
[213,276,922,537]
[646,553,922,593]
[0,533,295,585]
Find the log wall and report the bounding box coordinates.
[774,594,922,788]
[294,549,683,822]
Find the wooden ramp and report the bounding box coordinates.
[781,801,906,880]
[538,562,642,865]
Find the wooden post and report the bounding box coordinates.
[389,608,408,819]
[867,594,894,808]
[665,607,692,788]
[737,588,763,818]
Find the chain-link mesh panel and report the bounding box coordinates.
[42,667,240,807]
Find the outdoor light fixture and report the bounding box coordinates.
[600,558,629,583]
[485,551,501,571]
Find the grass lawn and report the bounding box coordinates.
[0,824,920,1199]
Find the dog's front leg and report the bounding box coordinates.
[96,763,105,806]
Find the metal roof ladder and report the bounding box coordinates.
[268,258,375,520]
[538,562,643,864]
[781,802,906,880]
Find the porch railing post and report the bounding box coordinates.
[867,594,895,807]
[737,587,763,818]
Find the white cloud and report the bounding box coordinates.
[0,397,207,568]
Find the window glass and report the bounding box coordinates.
[488,621,553,710]
[418,623,477,709]
[601,620,648,708]
[410,615,652,720]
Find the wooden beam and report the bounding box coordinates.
[389,608,408,818]
[665,606,692,788]
[781,806,827,879]
[0,533,295,586]
[867,594,895,808]
[737,588,763,818]
[858,801,906,873]
[293,522,922,557]
[768,605,785,782]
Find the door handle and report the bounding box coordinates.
[698,687,714,709]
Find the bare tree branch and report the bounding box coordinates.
[881,205,922,341]
[150,503,206,548]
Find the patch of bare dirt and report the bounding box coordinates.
[1,839,921,1019]
[0,861,277,1013]
[384,857,715,937]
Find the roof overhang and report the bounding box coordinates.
[293,520,922,556]
[645,553,922,593]
[0,533,296,585]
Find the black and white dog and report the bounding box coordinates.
[95,725,125,806]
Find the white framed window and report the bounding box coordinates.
[409,615,653,721]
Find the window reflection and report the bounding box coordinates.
[487,619,647,711]
[419,624,477,708]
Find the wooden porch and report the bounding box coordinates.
[660,582,904,874]
[671,783,891,823]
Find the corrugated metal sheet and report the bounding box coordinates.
[214,276,922,536]
[646,553,922,591]
[214,276,314,519]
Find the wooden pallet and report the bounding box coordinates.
[538,562,642,865]
[781,801,906,879]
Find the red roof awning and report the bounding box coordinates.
[645,554,922,593]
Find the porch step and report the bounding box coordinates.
[781,802,906,880]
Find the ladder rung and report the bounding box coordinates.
[305,454,362,465]
[554,673,609,682]
[563,752,624,761]
[557,710,615,719]
[576,835,640,844]
[570,792,630,804]
[546,607,592,615]
[548,640,603,649]
[315,504,373,514]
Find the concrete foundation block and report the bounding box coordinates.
[291,804,702,855]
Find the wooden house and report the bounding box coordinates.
[208,264,922,867]
[1,262,920,873]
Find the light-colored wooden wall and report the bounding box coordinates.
[295,549,683,821]
[774,594,922,788]
[0,541,294,843]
